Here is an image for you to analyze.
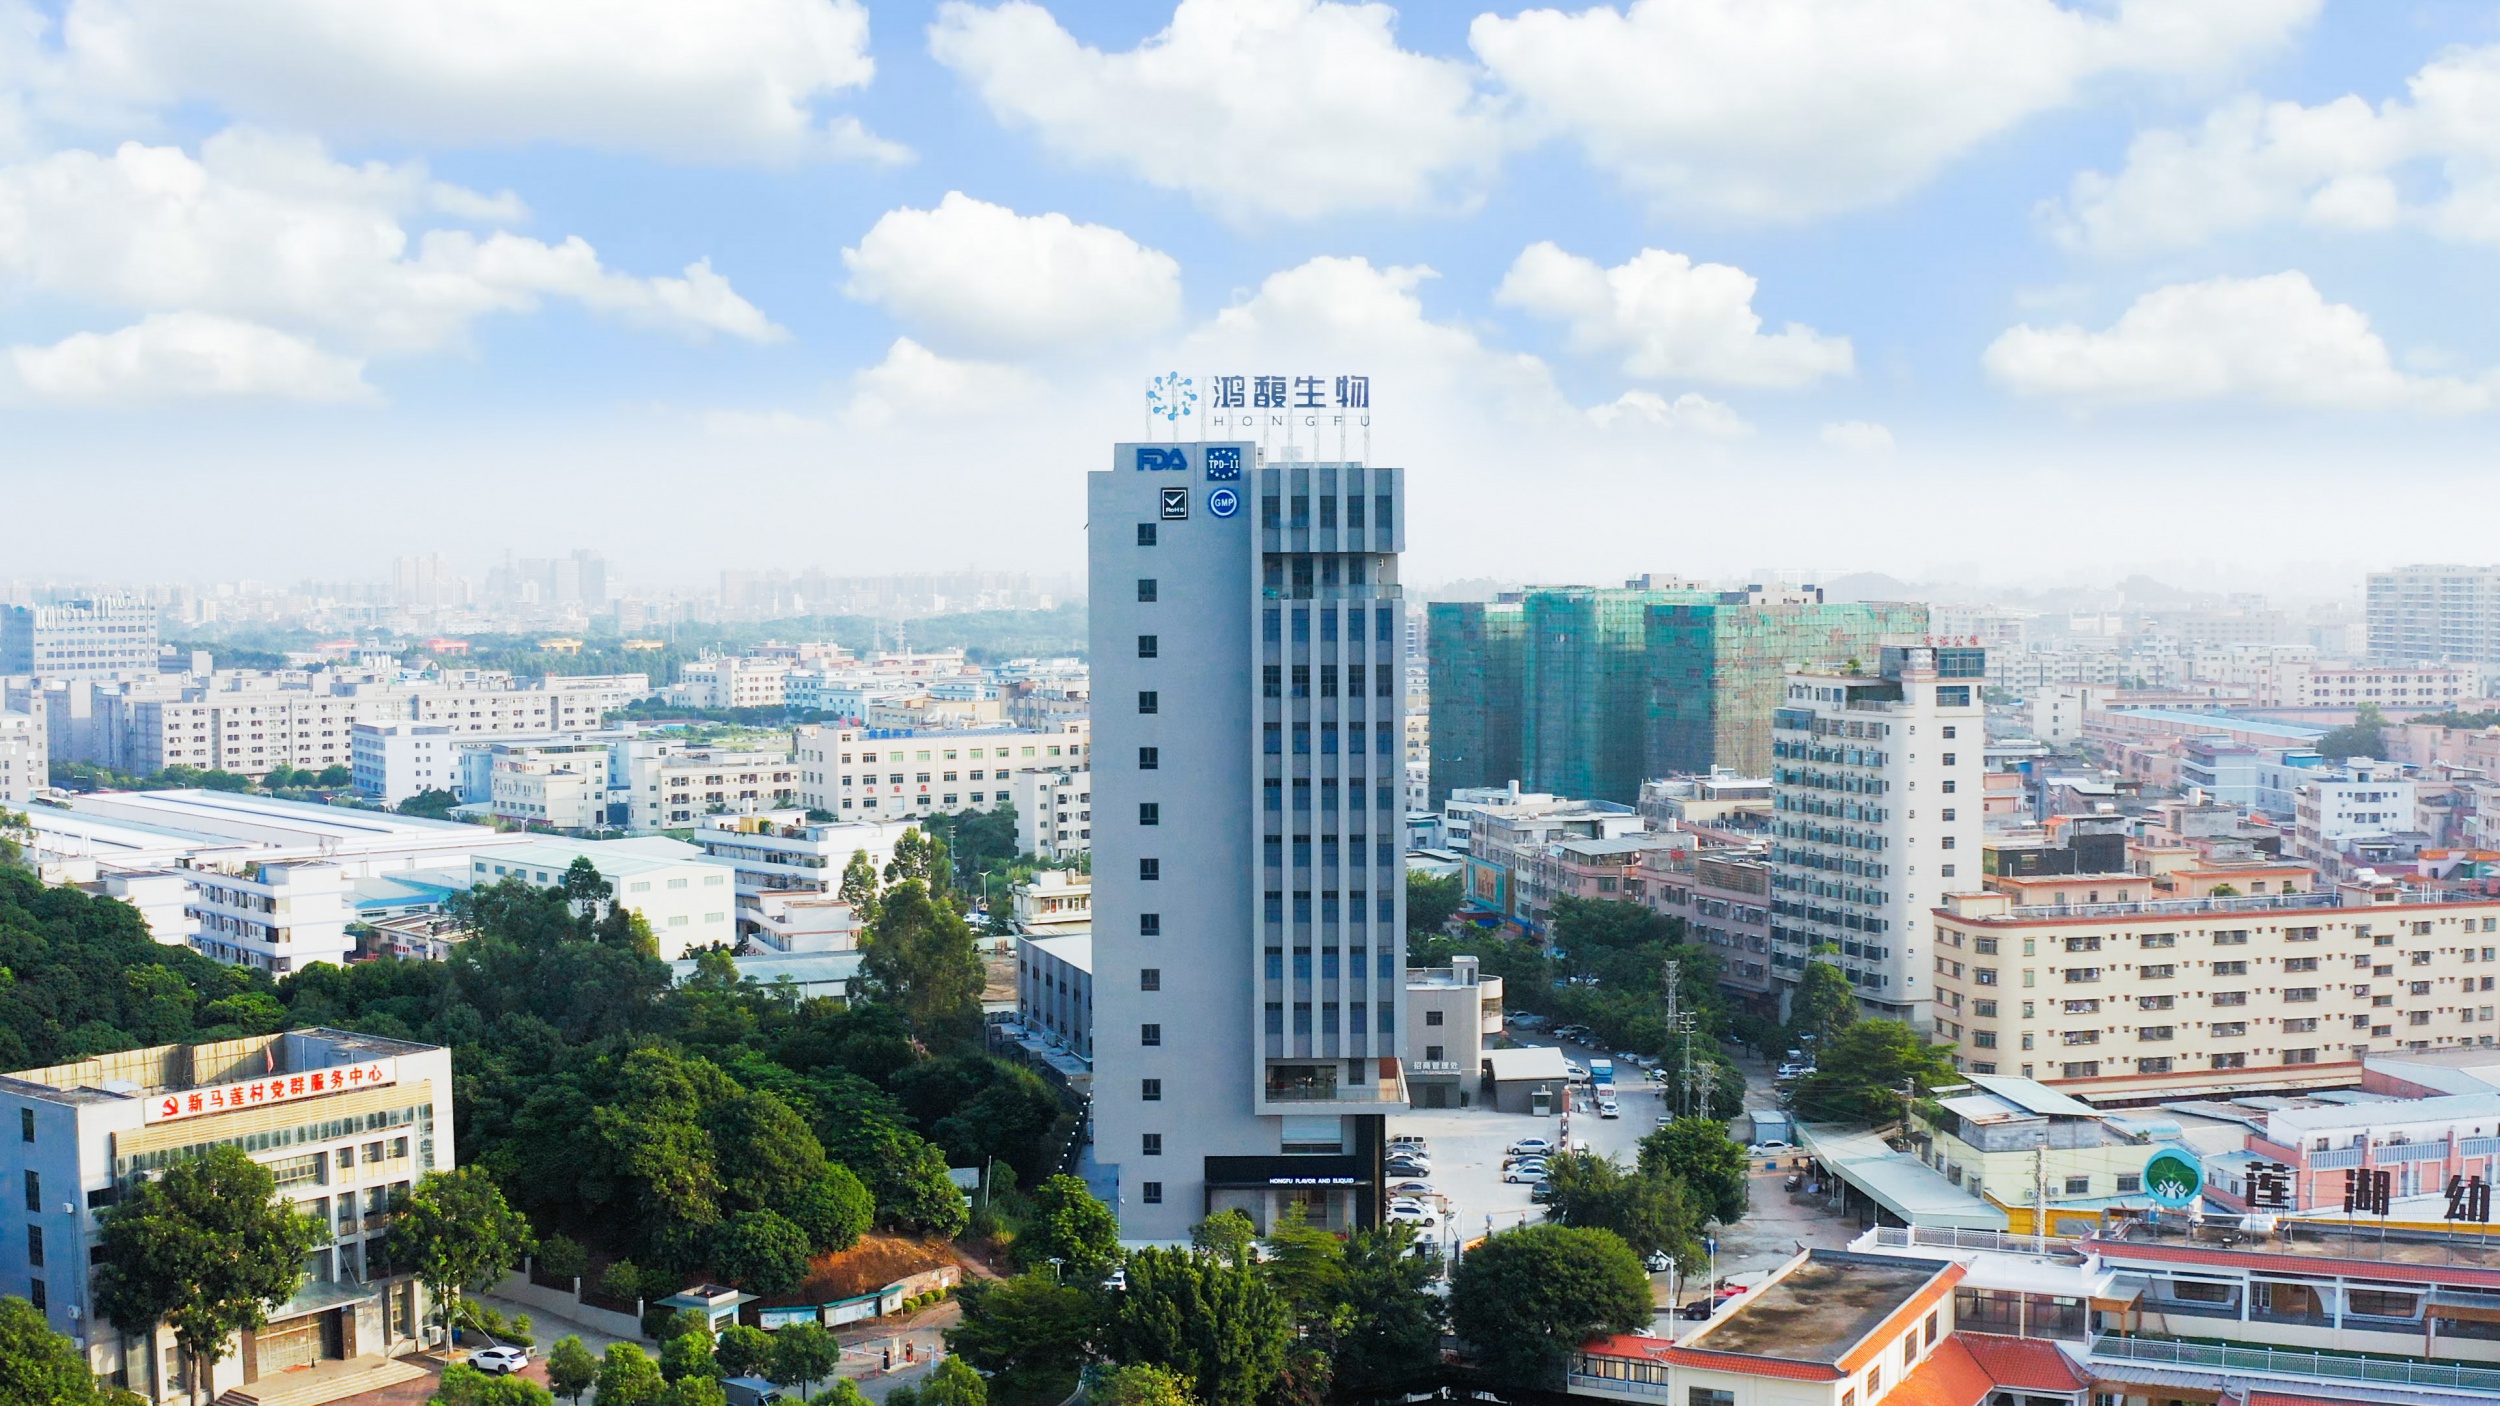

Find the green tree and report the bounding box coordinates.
[1189,1210,1255,1267]
[1540,1153,1704,1264]
[1405,872,1463,937]
[885,827,953,895]
[389,1168,537,1348]
[712,1210,813,1297]
[1019,1175,1121,1282]
[1638,1117,1751,1224]
[2317,701,2389,761]
[1256,1207,1347,1328]
[545,1336,597,1405]
[94,1145,325,1406]
[536,1236,590,1283]
[713,1324,774,1380]
[838,849,883,927]
[596,1343,669,1406]
[1448,1224,1651,1388]
[660,1329,717,1383]
[560,856,613,909]
[665,1377,727,1406]
[785,1166,875,1253]
[1788,958,1859,1049]
[919,1357,988,1406]
[433,1363,555,1406]
[861,879,986,1046]
[768,1323,841,1400]
[812,1381,874,1406]
[1334,1224,1445,1392]
[1788,1019,1958,1126]
[1101,1248,1291,1406]
[0,1294,122,1406]
[1091,1364,1198,1406]
[947,1272,1098,1399]
[601,1260,649,1304]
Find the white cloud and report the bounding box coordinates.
[0,129,784,367]
[1588,390,1750,436]
[1821,419,1895,452]
[1495,241,1851,387]
[845,337,1045,428]
[7,311,375,402]
[1186,255,1567,418]
[1981,271,2491,412]
[928,0,1504,221]
[1470,0,2316,219]
[841,193,1183,355]
[28,0,900,164]
[2055,44,2500,252]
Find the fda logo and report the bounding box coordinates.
[1160,487,1189,520]
[1136,446,1188,472]
[1205,446,1242,480]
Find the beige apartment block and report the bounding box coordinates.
[1933,877,2500,1085]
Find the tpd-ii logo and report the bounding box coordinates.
[1136,446,1189,472]
[1205,446,1242,481]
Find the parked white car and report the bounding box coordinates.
[468,1346,530,1376]
[1508,1137,1555,1157]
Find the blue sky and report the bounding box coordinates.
[5,0,2499,596]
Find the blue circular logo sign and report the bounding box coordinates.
[1208,487,1240,518]
[2143,1149,2202,1208]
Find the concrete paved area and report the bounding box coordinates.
[1389,1035,1859,1332]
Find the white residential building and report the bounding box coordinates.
[690,811,913,904]
[127,673,647,782]
[791,721,1091,819]
[466,836,737,959]
[0,596,157,681]
[1011,868,1093,938]
[1769,644,1988,1028]
[1013,768,1092,860]
[671,656,790,709]
[2030,684,2109,746]
[187,858,357,973]
[349,722,463,803]
[488,755,607,830]
[623,744,799,831]
[0,707,44,805]
[2293,760,2419,867]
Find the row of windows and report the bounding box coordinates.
[1261,665,1392,698]
[1263,722,1398,754]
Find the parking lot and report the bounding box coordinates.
[1384,1030,1671,1275]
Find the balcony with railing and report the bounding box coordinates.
[2092,1335,2500,1394]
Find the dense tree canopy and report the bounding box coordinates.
[1638,1117,1752,1225]
[1540,1152,1706,1264]
[1788,1019,1959,1126]
[0,1295,125,1406]
[1448,1224,1651,1388]
[1102,1249,1293,1406]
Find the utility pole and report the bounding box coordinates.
[2033,1136,2050,1253]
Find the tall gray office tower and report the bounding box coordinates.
[1090,442,1409,1242]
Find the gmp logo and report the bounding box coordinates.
[1208,487,1240,518]
[1135,446,1188,472]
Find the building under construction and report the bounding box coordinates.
[1429,581,1928,806]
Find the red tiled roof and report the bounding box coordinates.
[1886,1337,1992,1406]
[1657,1347,1843,1381]
[1956,1333,2088,1391]
[1580,1335,1673,1363]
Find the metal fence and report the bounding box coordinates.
[2093,1335,2500,1393]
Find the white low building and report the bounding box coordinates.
[622,744,798,831]
[671,656,790,709]
[1010,868,1092,938]
[745,891,863,953]
[0,707,46,805]
[791,721,1091,818]
[187,858,356,973]
[1012,768,1091,860]
[487,753,608,830]
[466,836,738,959]
[0,1030,454,1401]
